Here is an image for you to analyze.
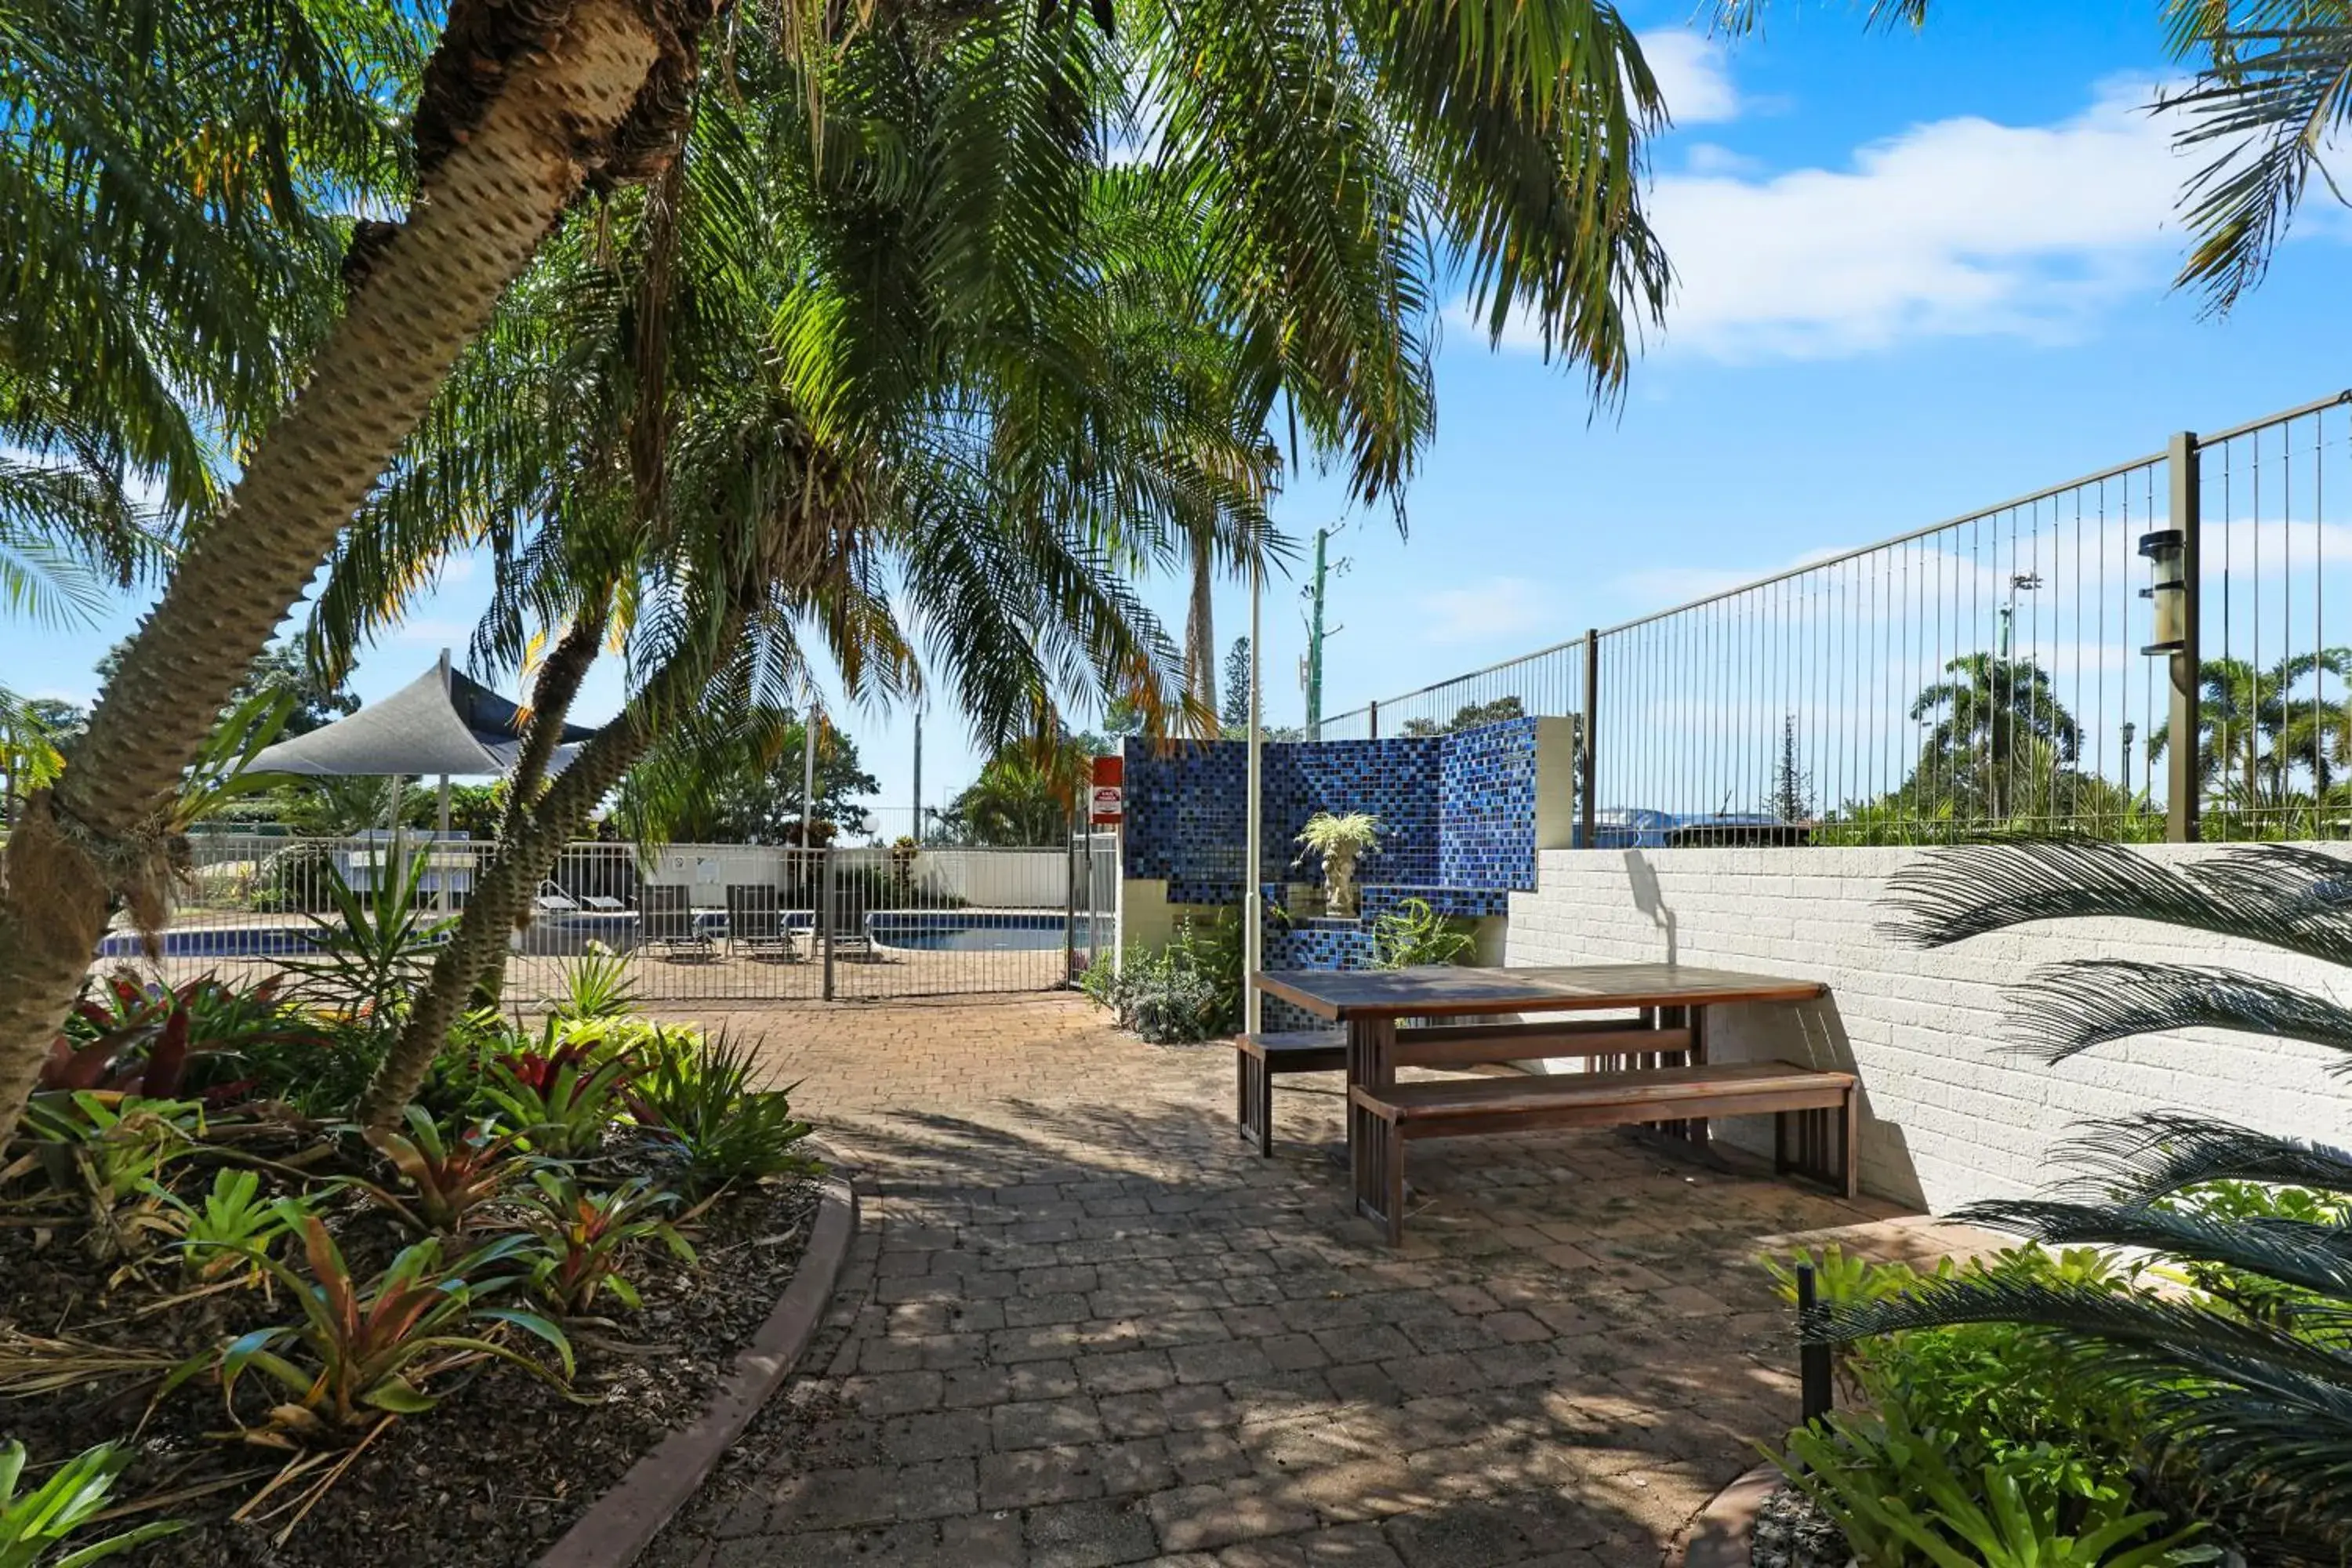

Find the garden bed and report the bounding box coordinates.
[1,1167,822,1568]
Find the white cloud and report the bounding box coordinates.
[1419,577,1552,645]
[1639,30,1740,127]
[1682,142,1763,177]
[1474,77,2198,362]
[1650,78,2186,359]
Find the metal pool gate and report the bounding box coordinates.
[140,833,1116,1006]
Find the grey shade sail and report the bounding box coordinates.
[247,664,598,779]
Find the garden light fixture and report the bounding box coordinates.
[2138,528,2187,655]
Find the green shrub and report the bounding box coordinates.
[1370,896,1475,969]
[626,1029,815,1195]
[1080,913,1244,1044]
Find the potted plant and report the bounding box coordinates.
[1295,811,1380,918]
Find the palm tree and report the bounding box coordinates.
[1812,839,2352,1559]
[2147,651,2352,818]
[1,0,1676,1144]
[1907,653,2081,822]
[946,735,1098,847]
[0,0,708,1141]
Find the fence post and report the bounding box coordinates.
[2166,431,2202,844]
[1367,699,1378,741]
[1797,1263,1833,1425]
[1580,631,1599,849]
[820,845,837,1000]
[1064,809,1079,985]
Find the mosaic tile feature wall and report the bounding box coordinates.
[1263,920,1377,1033]
[1438,720,1541,890]
[1123,720,1544,906]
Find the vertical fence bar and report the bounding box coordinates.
[1581,632,1599,846]
[820,844,837,1000]
[2169,430,2202,843]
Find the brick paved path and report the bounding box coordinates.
[644,996,1961,1568]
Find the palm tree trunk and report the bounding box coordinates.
[471,597,615,1003]
[1184,535,1216,720]
[355,606,745,1128]
[0,2,697,1144]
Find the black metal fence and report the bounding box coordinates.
[1319,390,2352,845]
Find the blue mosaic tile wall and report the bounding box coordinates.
[1123,719,1543,908]
[1263,920,1378,1032]
[1438,720,1541,890]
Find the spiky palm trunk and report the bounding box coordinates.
[0,2,710,1144]
[355,604,743,1127]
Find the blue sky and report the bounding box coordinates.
[11,0,2352,833]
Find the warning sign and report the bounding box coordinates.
[1090,755,1124,825]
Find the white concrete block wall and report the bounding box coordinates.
[1508,844,2352,1213]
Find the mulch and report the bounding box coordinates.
[1,1163,820,1568]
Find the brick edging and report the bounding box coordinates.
[1666,1461,1781,1568]
[535,1168,862,1568]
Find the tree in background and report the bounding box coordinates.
[1907,653,2080,822]
[1768,715,1813,823]
[615,711,878,844]
[939,732,1098,847]
[1221,638,1251,731]
[1401,695,1528,737]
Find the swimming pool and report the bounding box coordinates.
[866,913,1108,952]
[96,925,326,959]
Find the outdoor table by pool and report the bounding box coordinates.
[1249,964,1846,1240]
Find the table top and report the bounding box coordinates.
[1251,963,1828,1021]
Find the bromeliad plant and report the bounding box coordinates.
[42,973,319,1102]
[1370,896,1476,970]
[626,1029,815,1196]
[1808,840,2352,1561]
[517,1171,695,1315]
[150,1168,311,1285]
[0,1439,187,1566]
[353,1107,524,1233]
[8,1093,204,1261]
[546,947,639,1022]
[478,1025,637,1160]
[208,1209,572,1441]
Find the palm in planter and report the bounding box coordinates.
[1297,812,1381,918]
[1815,840,2352,1560]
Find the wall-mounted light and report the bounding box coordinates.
[2138,528,2187,654]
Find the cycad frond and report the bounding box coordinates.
[1948,1196,2352,1301]
[1882,838,2352,967]
[2005,957,2352,1068]
[2054,1112,2352,1205]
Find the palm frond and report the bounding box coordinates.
[2053,1112,2352,1204]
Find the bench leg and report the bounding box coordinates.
[1352,1111,1405,1245]
[1236,1051,1273,1157]
[1842,1086,1860,1200]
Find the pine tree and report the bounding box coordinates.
[1221,637,1252,731]
[1769,715,1813,822]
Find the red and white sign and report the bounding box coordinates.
[1090,754,1124,825]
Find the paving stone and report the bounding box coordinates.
[634,995,1972,1568]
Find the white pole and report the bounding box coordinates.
[802,703,819,838]
[1245,567,1263,1035]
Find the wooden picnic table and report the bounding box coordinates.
[1248,963,1844,1241]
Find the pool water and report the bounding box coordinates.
[869,915,1109,952]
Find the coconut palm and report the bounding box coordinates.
[2148,652,2352,818]
[1812,838,2352,1559]
[1907,653,2082,822]
[0,0,1674,1142]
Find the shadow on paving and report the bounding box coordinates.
[641,1056,1942,1568]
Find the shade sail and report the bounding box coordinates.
[248,663,597,779]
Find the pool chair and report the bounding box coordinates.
[726,884,796,960]
[641,884,715,961]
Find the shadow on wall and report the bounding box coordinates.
[1613,851,1926,1210]
[1622,850,1676,965]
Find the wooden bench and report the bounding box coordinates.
[1350,1060,1858,1245]
[1236,1018,1703,1157]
